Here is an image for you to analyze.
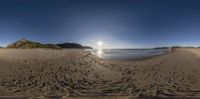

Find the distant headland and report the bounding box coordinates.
[6,39,92,49]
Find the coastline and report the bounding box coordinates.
[0,48,200,98]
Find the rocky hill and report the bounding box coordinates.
[83,46,92,49]
[7,39,60,49]
[56,43,92,49]
[56,43,83,48]
[7,39,92,49]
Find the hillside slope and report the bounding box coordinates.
[7,39,60,49]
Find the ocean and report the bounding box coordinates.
[88,49,169,60]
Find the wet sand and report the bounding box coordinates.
[0,48,200,98]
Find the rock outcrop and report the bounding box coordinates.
[7,39,60,49]
[7,39,92,49]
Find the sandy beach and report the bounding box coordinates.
[0,48,200,98]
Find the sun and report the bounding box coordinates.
[97,41,103,46]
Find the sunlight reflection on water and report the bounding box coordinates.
[87,48,169,60]
[97,49,103,57]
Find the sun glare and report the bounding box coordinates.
[97,41,103,46]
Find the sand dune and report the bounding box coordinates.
[0,49,200,98]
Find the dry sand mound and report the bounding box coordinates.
[0,49,200,98]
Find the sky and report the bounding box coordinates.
[1,0,200,48]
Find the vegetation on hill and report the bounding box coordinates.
[7,39,92,49]
[56,43,83,48]
[7,39,60,49]
[56,43,92,49]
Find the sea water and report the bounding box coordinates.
[88,49,169,60]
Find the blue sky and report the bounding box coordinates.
[0,0,200,48]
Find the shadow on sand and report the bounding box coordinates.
[0,96,200,99]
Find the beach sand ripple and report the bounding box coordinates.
[0,49,200,98]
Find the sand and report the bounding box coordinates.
[0,48,200,98]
